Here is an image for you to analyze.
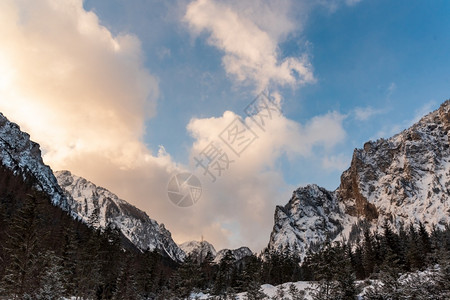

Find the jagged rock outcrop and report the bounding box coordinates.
[56,170,186,262]
[180,240,253,264]
[0,112,186,262]
[179,240,217,263]
[0,113,68,209]
[268,100,450,258]
[213,246,253,264]
[268,185,355,258]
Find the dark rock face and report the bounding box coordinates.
[269,100,450,259]
[339,145,381,221]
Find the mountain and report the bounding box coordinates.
[268,184,354,257]
[0,113,68,210]
[268,100,450,258]
[0,112,185,262]
[179,239,253,264]
[56,170,186,262]
[213,246,253,264]
[179,240,217,263]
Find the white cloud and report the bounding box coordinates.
[387,82,396,97]
[345,0,362,6]
[315,0,362,13]
[353,106,386,121]
[322,153,350,172]
[0,0,188,245]
[0,0,159,168]
[184,0,315,90]
[0,0,347,252]
[182,98,347,250]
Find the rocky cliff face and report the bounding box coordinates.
[179,240,217,263]
[213,246,253,264]
[0,112,187,262]
[180,240,253,264]
[269,100,450,258]
[0,113,68,209]
[56,170,186,262]
[268,185,354,258]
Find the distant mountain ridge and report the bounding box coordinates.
[56,170,186,262]
[179,240,217,263]
[0,112,186,262]
[213,246,253,264]
[3,99,450,263]
[268,100,450,258]
[180,239,254,264]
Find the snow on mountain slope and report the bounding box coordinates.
[339,101,450,229]
[0,113,68,209]
[179,240,253,264]
[268,185,356,258]
[56,170,186,262]
[0,112,185,262]
[269,100,450,258]
[179,240,217,263]
[213,246,253,264]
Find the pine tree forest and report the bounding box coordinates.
[0,165,449,299]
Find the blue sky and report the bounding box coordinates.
[1,0,449,250]
[83,0,449,190]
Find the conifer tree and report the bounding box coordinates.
[362,228,377,277]
[98,225,122,298]
[61,225,79,295]
[239,254,261,292]
[434,248,450,299]
[366,248,403,300]
[245,280,267,300]
[35,251,66,300]
[75,231,102,299]
[136,248,160,297]
[213,250,235,295]
[418,221,432,259]
[309,240,337,300]
[199,250,215,290]
[334,244,358,300]
[113,255,140,300]
[2,195,40,298]
[176,254,201,297]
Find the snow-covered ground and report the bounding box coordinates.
[190,281,314,299]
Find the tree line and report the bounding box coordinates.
[0,164,449,299]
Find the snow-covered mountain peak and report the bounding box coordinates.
[179,240,253,264]
[268,100,450,259]
[55,170,186,262]
[339,100,450,229]
[269,185,354,259]
[0,112,185,262]
[213,246,253,264]
[0,113,67,208]
[179,240,217,263]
